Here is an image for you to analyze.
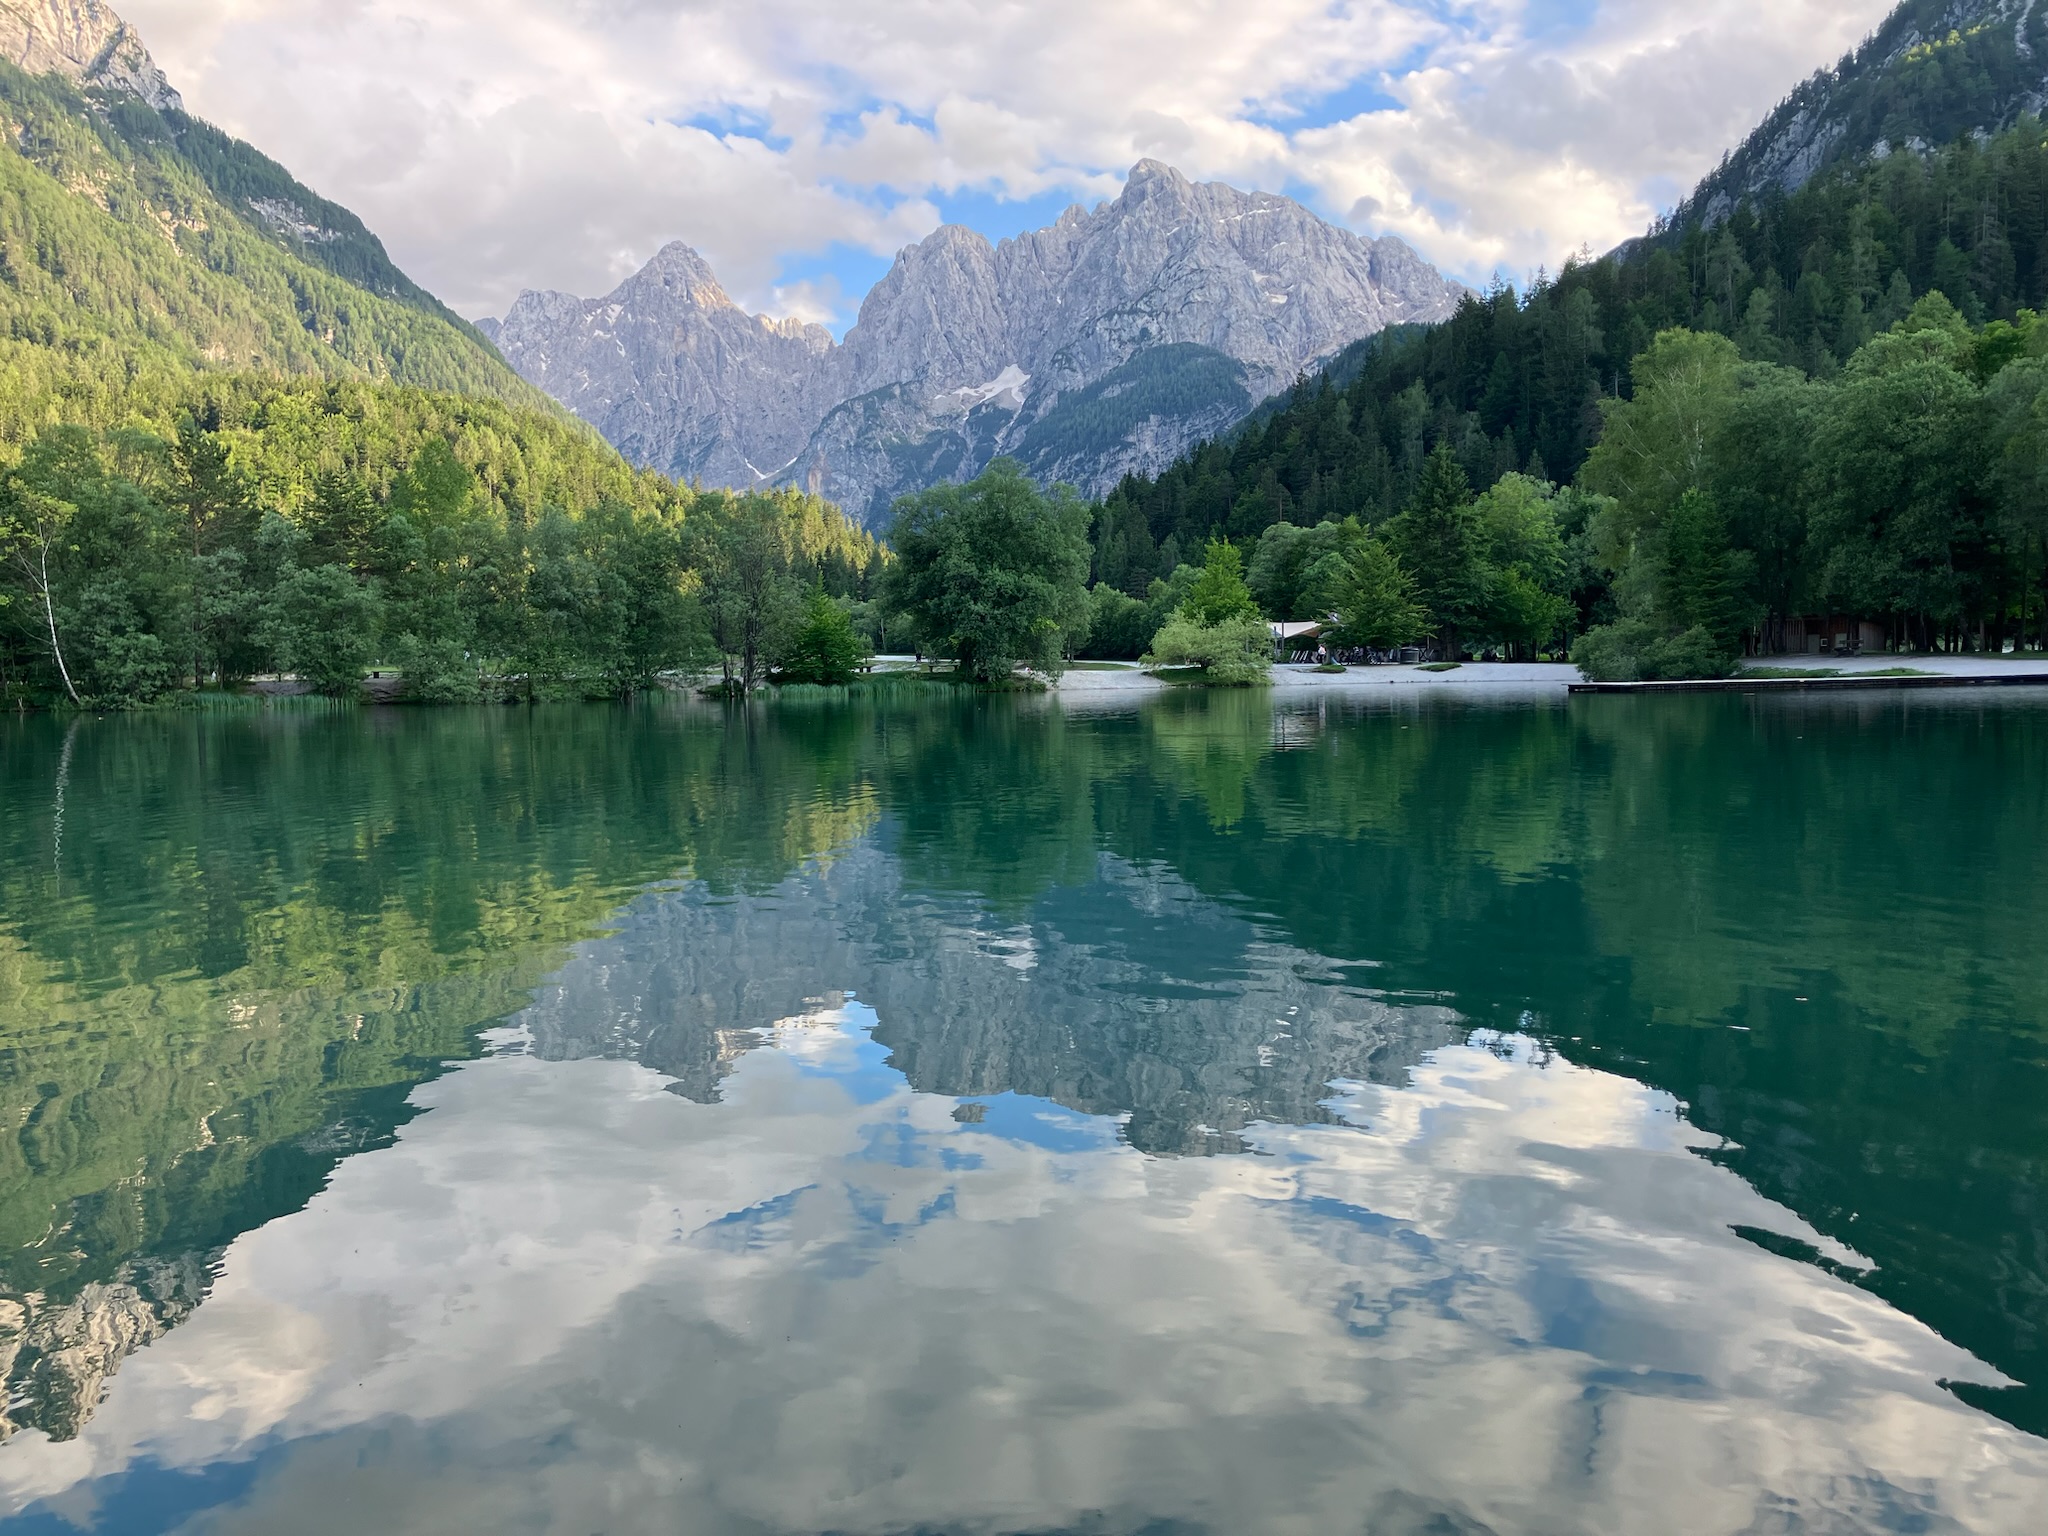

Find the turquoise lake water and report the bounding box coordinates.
[0,689,2043,1532]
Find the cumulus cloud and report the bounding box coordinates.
[115,0,1896,322]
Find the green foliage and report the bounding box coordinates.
[1182,538,1260,625]
[1574,342,1763,677]
[1471,473,1576,656]
[885,459,1093,683]
[262,561,382,695]
[1659,489,1757,648]
[1104,287,2048,669]
[778,590,871,686]
[0,51,790,711]
[1386,444,1487,652]
[1096,114,2048,569]
[1324,537,1429,651]
[1572,619,1738,682]
[0,379,878,707]
[0,61,537,407]
[1143,610,1273,685]
[1581,331,1746,531]
[693,497,803,695]
[1246,519,1371,620]
[1674,1,2047,241]
[1075,584,1159,661]
[1147,539,1271,683]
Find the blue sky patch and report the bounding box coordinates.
[1251,74,1406,132]
[955,1093,1121,1154]
[934,184,1093,247]
[774,244,896,333]
[674,107,792,153]
[3,1449,272,1535]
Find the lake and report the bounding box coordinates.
[0,688,2044,1533]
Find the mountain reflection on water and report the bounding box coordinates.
[0,691,2044,1532]
[524,846,1464,1155]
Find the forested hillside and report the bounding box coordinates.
[1080,116,2048,674]
[0,373,882,708]
[1674,0,2048,229]
[0,60,534,406]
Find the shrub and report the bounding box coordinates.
[390,632,484,703]
[1144,611,1273,685]
[1076,585,1158,660]
[1572,620,1738,682]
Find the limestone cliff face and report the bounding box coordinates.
[488,161,1467,523]
[0,0,182,111]
[484,245,838,491]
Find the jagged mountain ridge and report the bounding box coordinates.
[1670,0,2048,230]
[485,161,1466,524]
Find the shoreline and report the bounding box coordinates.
[1052,655,2048,700]
[26,655,2048,714]
[1574,656,2048,695]
[1049,662,1579,696]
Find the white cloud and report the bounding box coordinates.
[3,1003,2035,1528]
[114,0,1898,322]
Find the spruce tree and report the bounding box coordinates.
[1661,489,1754,652]
[1326,539,1428,651]
[778,588,870,686]
[1388,444,1487,656]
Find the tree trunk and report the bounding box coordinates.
[193,516,204,690]
[31,541,80,707]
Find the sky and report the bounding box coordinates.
[115,0,1902,331]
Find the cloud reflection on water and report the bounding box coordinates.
[0,865,2041,1534]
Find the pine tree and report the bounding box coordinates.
[1658,488,1758,657]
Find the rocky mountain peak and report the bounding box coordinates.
[1121,158,1193,199]
[487,160,1467,524]
[631,241,736,309]
[0,0,182,112]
